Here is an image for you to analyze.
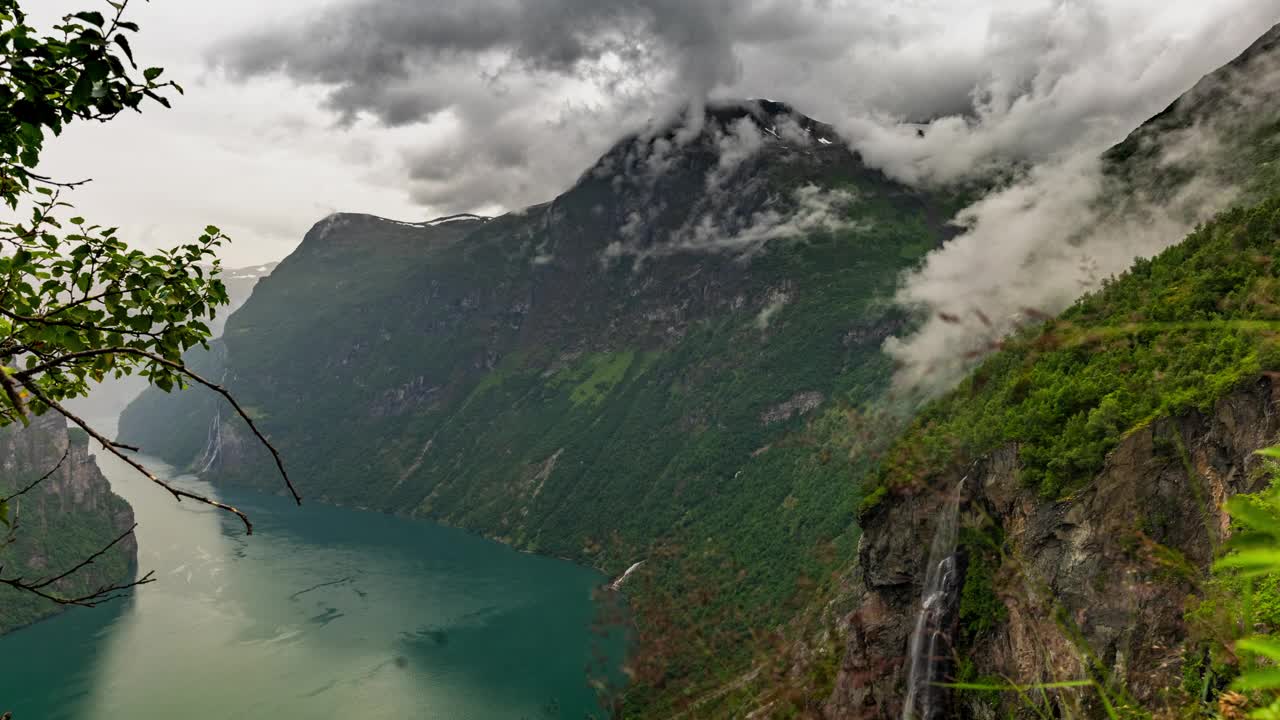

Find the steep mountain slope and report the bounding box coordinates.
[0,413,136,634]
[824,28,1280,717]
[834,194,1280,718]
[119,99,965,709]
[1104,23,1280,206]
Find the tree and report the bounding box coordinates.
[0,0,295,607]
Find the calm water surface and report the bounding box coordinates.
[0,447,620,719]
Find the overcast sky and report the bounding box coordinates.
[27,0,1280,266]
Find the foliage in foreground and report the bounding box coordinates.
[0,0,290,619]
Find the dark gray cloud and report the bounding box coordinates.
[215,0,1280,220]
[212,0,963,211]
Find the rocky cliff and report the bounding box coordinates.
[0,413,136,634]
[830,378,1280,718]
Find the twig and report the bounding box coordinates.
[1,446,68,503]
[30,523,138,590]
[0,524,156,607]
[16,378,255,534]
[26,172,93,189]
[15,347,299,505]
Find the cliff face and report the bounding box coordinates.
[828,378,1280,718]
[0,413,137,634]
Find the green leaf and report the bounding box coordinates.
[1214,548,1280,576]
[1238,636,1280,662]
[113,34,134,65]
[71,10,105,27]
[1233,667,1280,691]
[942,680,1096,691]
[1225,495,1280,537]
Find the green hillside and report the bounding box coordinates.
[119,101,967,710]
[872,193,1280,504]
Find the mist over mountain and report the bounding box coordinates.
[887,23,1280,393]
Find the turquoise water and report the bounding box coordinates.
[0,449,621,719]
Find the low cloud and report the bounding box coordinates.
[706,118,767,191]
[882,39,1280,393]
[884,155,1238,393]
[837,2,1280,187]
[605,185,864,266]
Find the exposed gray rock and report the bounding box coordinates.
[827,377,1280,718]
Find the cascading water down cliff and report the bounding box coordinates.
[901,479,966,720]
[194,346,229,474]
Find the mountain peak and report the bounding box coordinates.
[640,98,840,148]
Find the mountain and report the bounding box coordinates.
[118,98,967,710]
[65,262,277,425]
[823,27,1280,719]
[0,413,136,634]
[1103,22,1280,207]
[116,22,1280,715]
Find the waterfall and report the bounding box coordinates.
[196,409,222,473]
[194,348,229,474]
[901,479,966,720]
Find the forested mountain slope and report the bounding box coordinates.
[119,100,965,709]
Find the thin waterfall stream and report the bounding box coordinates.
[194,346,229,473]
[901,478,966,720]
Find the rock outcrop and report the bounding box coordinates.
[0,413,137,634]
[828,377,1280,718]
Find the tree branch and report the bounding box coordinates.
[0,369,28,423]
[16,378,256,534]
[15,346,300,505]
[0,524,155,607]
[1,446,68,504]
[0,306,164,341]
